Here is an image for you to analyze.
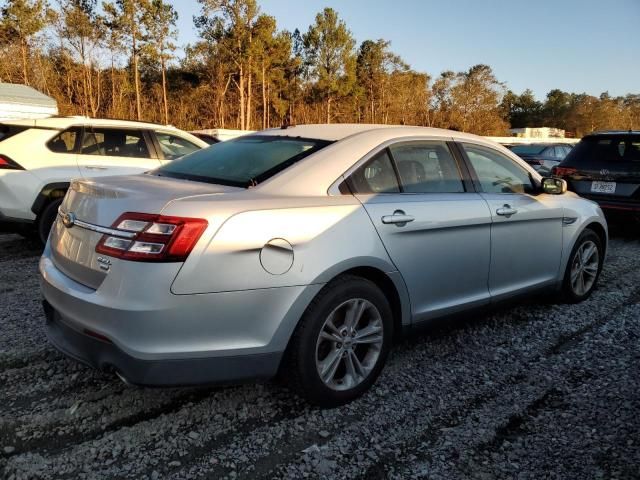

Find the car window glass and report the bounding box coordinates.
[156,136,330,187]
[390,142,464,193]
[564,135,640,165]
[626,141,640,162]
[47,128,80,153]
[80,128,150,158]
[348,149,400,194]
[462,143,534,194]
[552,147,564,159]
[156,132,201,160]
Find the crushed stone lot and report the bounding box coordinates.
[0,230,639,480]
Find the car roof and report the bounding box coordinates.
[586,130,640,136]
[255,124,538,197]
[510,143,569,147]
[2,116,182,131]
[257,124,488,143]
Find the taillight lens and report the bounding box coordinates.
[0,154,24,170]
[95,212,208,262]
[552,166,577,177]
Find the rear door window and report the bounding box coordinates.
[80,128,151,158]
[347,149,400,194]
[47,127,81,153]
[390,142,464,193]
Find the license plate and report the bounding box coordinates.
[591,181,616,194]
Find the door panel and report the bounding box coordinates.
[460,142,564,299]
[358,193,492,320]
[481,193,564,298]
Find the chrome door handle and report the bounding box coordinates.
[85,165,109,170]
[381,210,415,226]
[496,204,518,217]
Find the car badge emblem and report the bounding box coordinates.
[97,256,112,272]
[600,169,610,176]
[62,212,76,229]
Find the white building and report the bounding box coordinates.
[509,127,566,138]
[0,83,58,121]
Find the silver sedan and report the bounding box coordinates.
[40,125,607,406]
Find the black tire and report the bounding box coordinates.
[560,228,604,303]
[286,274,393,407]
[37,198,63,245]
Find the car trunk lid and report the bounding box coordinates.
[50,174,241,289]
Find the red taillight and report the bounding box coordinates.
[552,166,577,177]
[95,212,208,262]
[0,154,24,170]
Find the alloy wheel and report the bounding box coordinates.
[570,240,599,296]
[315,298,384,391]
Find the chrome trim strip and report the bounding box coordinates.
[57,210,137,239]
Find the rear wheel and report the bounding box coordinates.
[561,229,603,303]
[287,275,393,407]
[37,198,63,245]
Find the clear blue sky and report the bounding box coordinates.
[174,0,640,100]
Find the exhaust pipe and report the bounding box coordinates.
[115,370,133,386]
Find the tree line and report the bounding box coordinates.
[1,0,638,136]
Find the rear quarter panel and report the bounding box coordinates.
[169,198,399,295]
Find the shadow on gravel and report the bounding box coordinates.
[0,233,42,259]
[605,214,640,240]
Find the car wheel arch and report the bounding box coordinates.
[275,264,409,380]
[583,221,607,253]
[31,182,70,216]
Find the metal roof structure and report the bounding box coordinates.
[0,83,58,120]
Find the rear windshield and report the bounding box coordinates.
[564,135,640,165]
[509,145,547,155]
[153,135,331,187]
[0,124,29,142]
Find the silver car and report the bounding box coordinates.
[40,125,607,406]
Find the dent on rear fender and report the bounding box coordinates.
[171,204,396,295]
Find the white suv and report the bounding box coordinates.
[0,116,208,242]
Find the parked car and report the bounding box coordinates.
[0,116,208,243]
[507,143,573,174]
[190,128,254,144]
[40,125,607,406]
[552,131,640,216]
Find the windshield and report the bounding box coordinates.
[153,135,331,187]
[509,144,547,155]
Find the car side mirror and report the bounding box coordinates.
[541,177,567,195]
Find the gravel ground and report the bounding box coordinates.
[0,229,639,480]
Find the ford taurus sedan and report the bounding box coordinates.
[40,125,607,406]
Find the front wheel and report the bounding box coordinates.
[287,275,393,407]
[561,229,604,303]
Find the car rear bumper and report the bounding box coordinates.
[39,243,324,386]
[43,300,281,386]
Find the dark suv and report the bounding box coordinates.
[552,131,640,213]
